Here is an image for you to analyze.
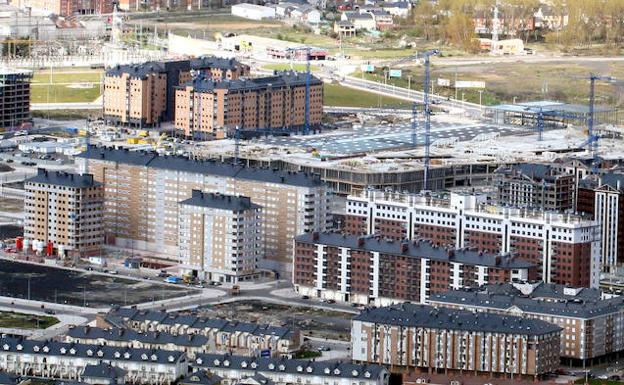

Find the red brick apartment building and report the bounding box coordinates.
[174,71,323,138]
[293,232,537,305]
[103,57,249,127]
[577,172,624,273]
[343,189,600,288]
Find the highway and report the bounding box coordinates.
[337,75,484,117]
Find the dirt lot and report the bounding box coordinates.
[0,197,23,213]
[0,260,196,307]
[199,300,353,341]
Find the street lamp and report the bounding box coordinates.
[478,90,484,106]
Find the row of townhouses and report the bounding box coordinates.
[105,308,301,356]
[0,337,388,385]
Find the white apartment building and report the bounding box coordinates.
[0,337,188,385]
[23,168,104,258]
[178,190,262,283]
[344,189,601,288]
[194,354,389,385]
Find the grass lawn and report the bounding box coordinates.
[324,83,411,108]
[0,311,59,329]
[263,63,321,72]
[31,84,101,103]
[31,68,103,103]
[32,69,103,84]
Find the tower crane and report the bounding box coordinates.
[587,74,618,156]
[523,106,584,142]
[382,49,439,190]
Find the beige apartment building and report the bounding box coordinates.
[352,304,562,378]
[103,58,250,127]
[178,190,262,283]
[174,71,323,137]
[77,147,330,274]
[24,169,104,258]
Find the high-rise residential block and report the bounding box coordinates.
[24,169,104,258]
[0,69,31,130]
[178,190,262,283]
[293,232,536,305]
[344,189,600,288]
[77,147,330,274]
[103,58,250,127]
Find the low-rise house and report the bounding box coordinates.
[334,20,356,36]
[105,309,301,356]
[82,363,126,385]
[0,336,187,385]
[361,8,393,30]
[193,354,389,385]
[380,1,409,17]
[341,11,376,30]
[65,326,210,359]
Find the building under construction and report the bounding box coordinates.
[485,100,622,128]
[0,68,32,130]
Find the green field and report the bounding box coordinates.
[31,69,103,103]
[0,311,59,329]
[324,83,410,108]
[32,70,103,84]
[31,84,101,103]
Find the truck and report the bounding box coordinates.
[165,276,182,284]
[231,284,240,295]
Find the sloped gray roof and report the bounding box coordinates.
[0,336,184,364]
[77,147,324,188]
[354,303,561,335]
[429,283,624,319]
[179,190,260,212]
[26,168,100,189]
[194,354,388,380]
[296,232,535,269]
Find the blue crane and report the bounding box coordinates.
[587,74,617,156]
[523,106,584,142]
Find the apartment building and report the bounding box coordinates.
[344,189,600,288]
[494,163,575,211]
[179,190,262,283]
[351,304,561,378]
[293,232,536,306]
[0,69,31,130]
[24,169,104,258]
[194,354,389,385]
[174,71,323,137]
[77,146,330,274]
[105,308,301,356]
[577,172,624,273]
[0,336,188,384]
[103,57,250,127]
[11,0,113,15]
[428,282,624,365]
[65,326,209,359]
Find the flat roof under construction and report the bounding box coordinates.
[253,121,524,155]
